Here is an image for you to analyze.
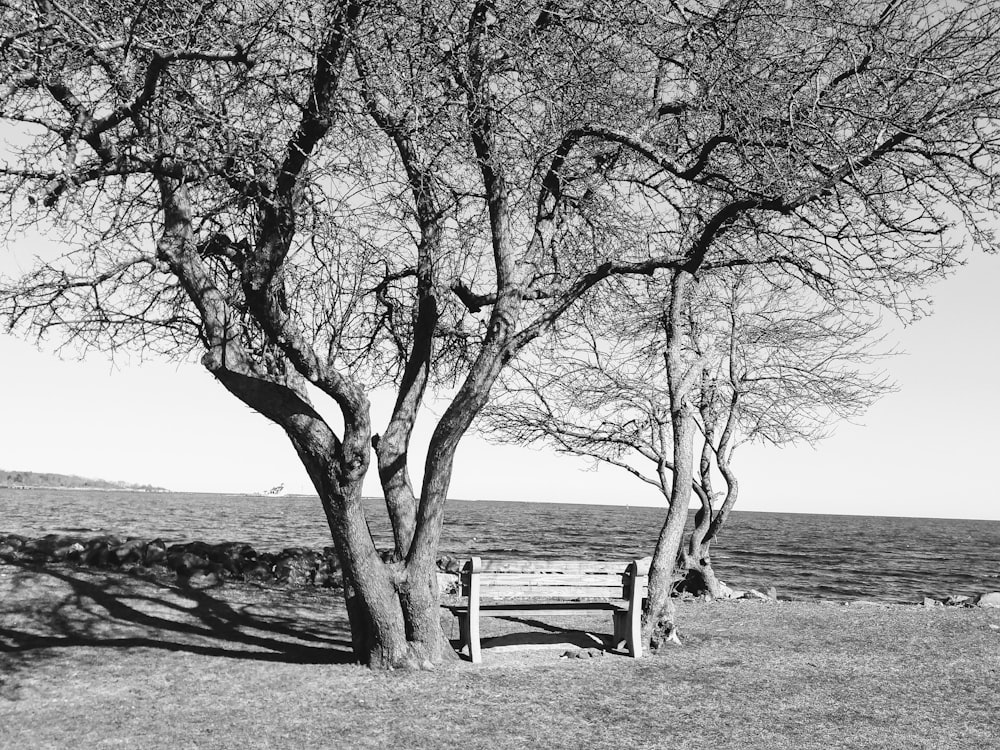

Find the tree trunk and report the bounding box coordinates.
[677,545,726,600]
[308,455,457,669]
[678,484,740,601]
[319,484,411,668]
[674,414,727,599]
[642,409,696,648]
[641,269,699,649]
[676,469,728,599]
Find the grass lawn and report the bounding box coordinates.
[2,562,998,750]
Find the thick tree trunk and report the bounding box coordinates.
[308,441,458,668]
[308,457,456,668]
[319,486,410,667]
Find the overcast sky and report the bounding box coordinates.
[1,247,998,521]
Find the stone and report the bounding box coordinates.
[944,595,971,607]
[922,597,942,607]
[113,539,147,565]
[183,542,255,574]
[25,534,74,556]
[144,540,167,565]
[975,592,1000,608]
[244,562,273,581]
[171,551,209,577]
[744,589,772,601]
[186,571,220,588]
[2,534,27,549]
[716,582,735,599]
[83,540,113,567]
[130,565,155,578]
[205,561,232,579]
[312,569,334,587]
[273,555,316,586]
[52,542,85,561]
[272,548,327,586]
[20,537,56,559]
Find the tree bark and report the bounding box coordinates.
[642,269,699,648]
[679,385,741,599]
[677,443,728,599]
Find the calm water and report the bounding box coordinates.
[2,488,998,603]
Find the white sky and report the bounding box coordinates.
[1,248,998,520]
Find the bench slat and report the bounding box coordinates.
[477,559,637,574]
[466,584,630,599]
[468,584,648,599]
[475,572,628,587]
[448,601,625,615]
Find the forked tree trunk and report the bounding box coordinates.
[677,486,739,600]
[677,490,727,600]
[675,368,742,600]
[314,456,458,668]
[314,472,455,668]
[677,547,726,599]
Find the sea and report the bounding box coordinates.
[2,488,998,604]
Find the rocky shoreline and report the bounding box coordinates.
[2,532,998,608]
[0,532,347,589]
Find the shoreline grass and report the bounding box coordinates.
[2,562,998,749]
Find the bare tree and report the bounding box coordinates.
[2,0,999,663]
[483,268,892,615]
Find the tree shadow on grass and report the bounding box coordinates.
[0,561,356,695]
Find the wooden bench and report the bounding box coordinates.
[445,557,648,663]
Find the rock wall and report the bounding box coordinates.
[0,532,342,588]
[0,533,465,592]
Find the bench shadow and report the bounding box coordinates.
[457,615,616,657]
[0,561,356,687]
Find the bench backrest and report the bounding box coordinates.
[460,557,649,601]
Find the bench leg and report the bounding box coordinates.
[612,610,627,650]
[625,605,642,659]
[457,611,482,663]
[459,612,469,655]
[612,609,642,657]
[468,605,481,663]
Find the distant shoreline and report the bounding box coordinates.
[0,484,169,493]
[0,468,169,493]
[3,484,1000,523]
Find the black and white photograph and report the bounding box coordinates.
[1,1,998,747]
